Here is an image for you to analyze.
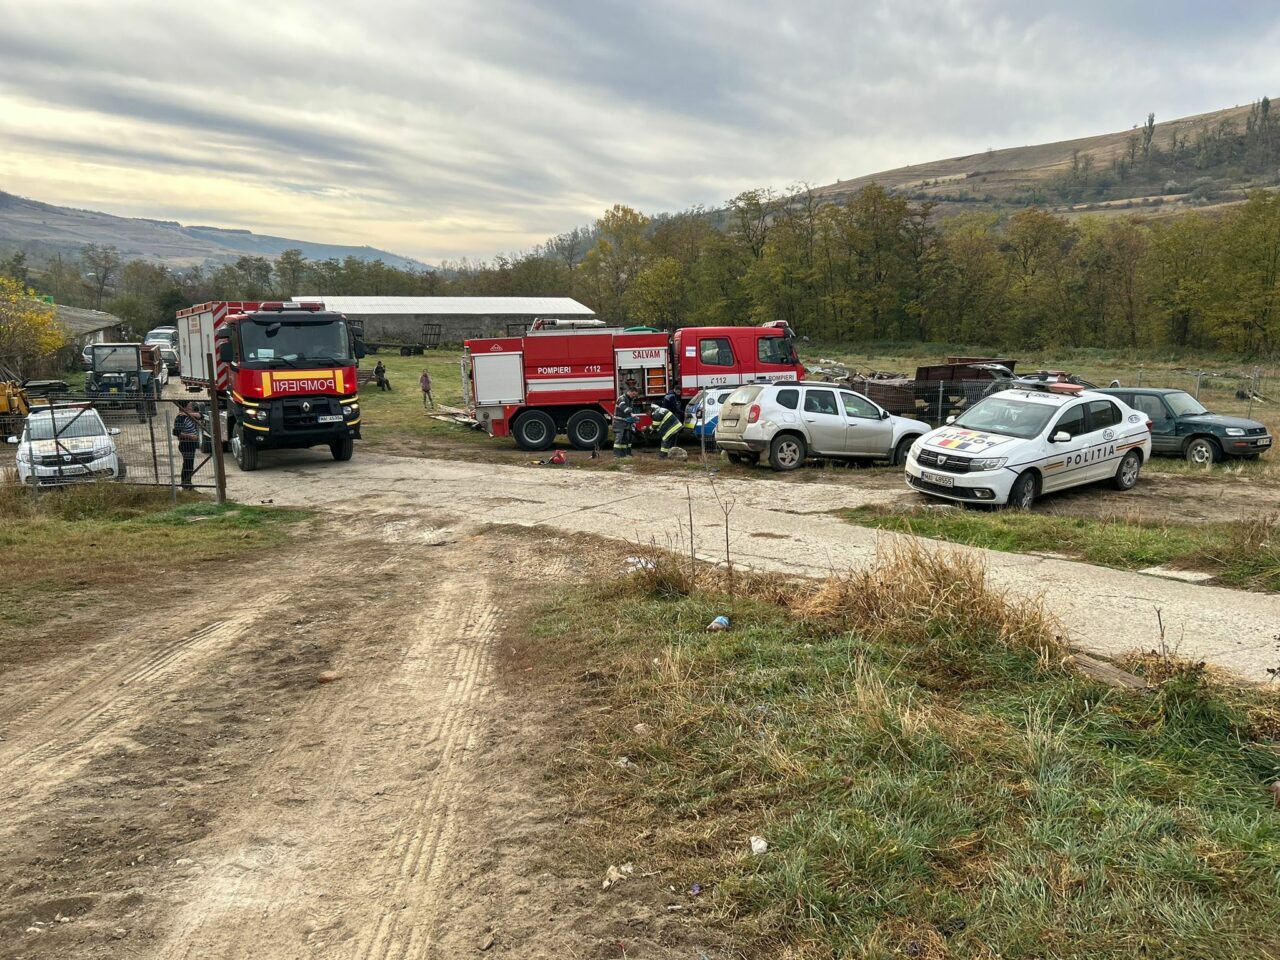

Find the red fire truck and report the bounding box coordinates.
[462,320,802,450]
[177,300,364,471]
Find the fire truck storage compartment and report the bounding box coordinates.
[614,345,668,397]
[472,352,525,405]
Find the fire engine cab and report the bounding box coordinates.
[463,320,802,450]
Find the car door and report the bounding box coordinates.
[800,388,846,455]
[1041,401,1090,492]
[1128,394,1177,454]
[841,391,893,456]
[1083,399,1124,481]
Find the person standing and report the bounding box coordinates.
[419,367,434,408]
[612,386,640,458]
[647,401,684,459]
[374,360,391,391]
[174,400,204,491]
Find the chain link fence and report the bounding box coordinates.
[3,393,220,494]
[1131,366,1278,421]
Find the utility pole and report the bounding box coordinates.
[205,353,227,505]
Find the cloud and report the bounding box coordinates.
[0,0,1277,261]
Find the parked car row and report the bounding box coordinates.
[708,378,1271,509]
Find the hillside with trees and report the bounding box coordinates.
[5,98,1280,358]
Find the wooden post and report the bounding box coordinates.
[205,353,227,505]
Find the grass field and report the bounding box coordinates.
[843,505,1280,592]
[529,546,1280,958]
[0,483,308,638]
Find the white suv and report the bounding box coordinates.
[715,381,931,471]
[904,385,1152,508]
[9,405,123,486]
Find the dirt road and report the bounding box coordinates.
[1,519,717,959]
[231,450,1280,682]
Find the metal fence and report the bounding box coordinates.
[3,393,219,494]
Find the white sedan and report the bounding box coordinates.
[904,385,1152,508]
[9,405,124,486]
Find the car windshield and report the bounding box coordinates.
[951,396,1058,439]
[240,318,352,364]
[1165,391,1208,417]
[92,346,140,371]
[25,412,106,441]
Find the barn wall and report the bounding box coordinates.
[349,312,589,344]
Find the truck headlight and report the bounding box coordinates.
[1224,427,1244,437]
[342,405,353,415]
[253,408,269,420]
[968,457,1007,471]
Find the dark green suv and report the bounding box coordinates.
[1099,387,1272,464]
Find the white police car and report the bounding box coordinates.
[904,384,1152,508]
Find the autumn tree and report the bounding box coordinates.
[82,243,122,309]
[0,277,65,375]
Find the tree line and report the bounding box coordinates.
[5,184,1280,359]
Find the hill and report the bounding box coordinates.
[0,191,426,270]
[814,99,1280,218]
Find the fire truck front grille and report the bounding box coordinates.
[282,399,334,428]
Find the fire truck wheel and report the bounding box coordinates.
[232,424,258,472]
[566,410,608,450]
[331,436,354,461]
[512,410,556,451]
[769,433,806,471]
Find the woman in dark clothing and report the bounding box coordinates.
[174,400,204,490]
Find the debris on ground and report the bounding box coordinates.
[689,883,703,896]
[602,862,635,890]
[749,836,768,855]
[477,931,495,951]
[707,615,730,632]
[626,556,656,572]
[317,671,342,684]
[632,722,652,737]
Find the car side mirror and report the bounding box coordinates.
[1051,430,1070,443]
[5,436,17,444]
[879,410,889,420]
[945,415,957,425]
[354,339,367,360]
[217,342,233,363]
[108,427,121,436]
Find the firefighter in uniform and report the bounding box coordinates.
[648,399,684,459]
[612,386,640,457]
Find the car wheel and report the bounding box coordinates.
[1113,450,1142,490]
[1006,471,1038,510]
[233,424,258,472]
[893,435,917,466]
[769,434,806,471]
[1184,436,1219,467]
[566,410,608,450]
[512,410,556,451]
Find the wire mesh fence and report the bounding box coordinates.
[3,394,219,493]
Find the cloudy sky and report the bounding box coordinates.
[1,0,1278,262]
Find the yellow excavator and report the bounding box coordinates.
[0,379,31,439]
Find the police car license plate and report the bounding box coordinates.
[922,470,953,487]
[317,414,343,423]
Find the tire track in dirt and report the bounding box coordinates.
[142,536,500,960]
[353,585,497,960]
[0,591,289,799]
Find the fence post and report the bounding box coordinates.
[205,354,227,505]
[1137,367,1143,387]
[1194,370,1204,400]
[145,392,160,483]
[163,408,178,502]
[937,381,944,425]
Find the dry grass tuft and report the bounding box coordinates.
[794,539,1064,662]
